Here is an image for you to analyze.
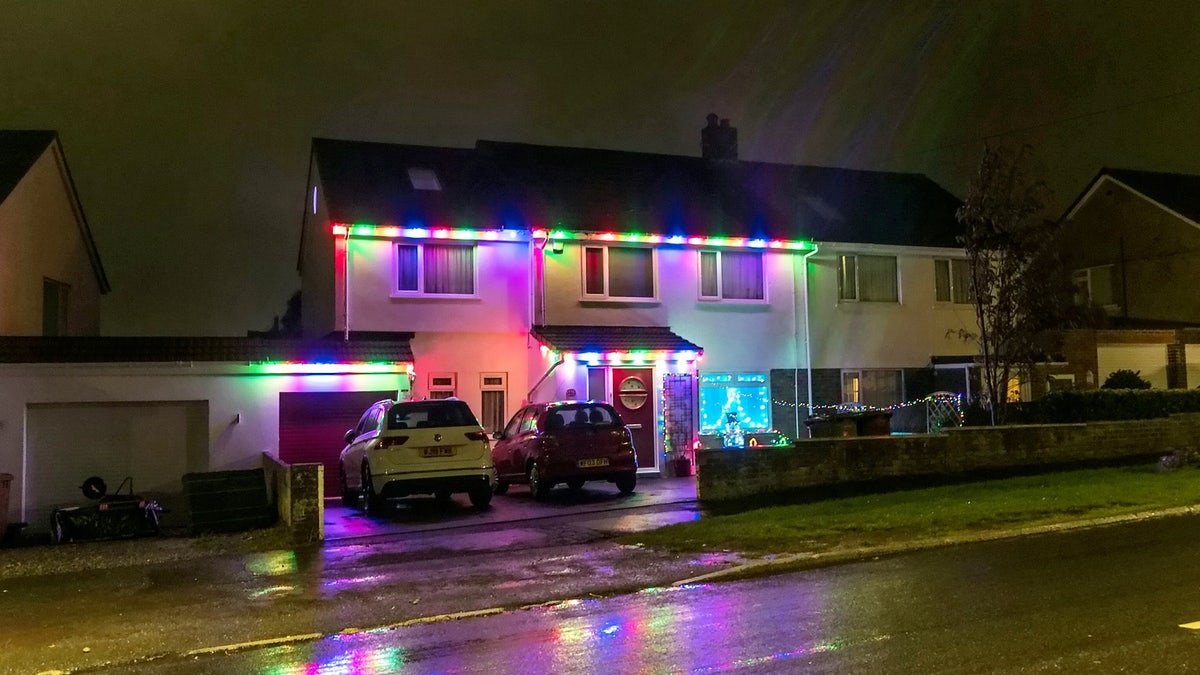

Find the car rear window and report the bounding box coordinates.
[387,400,480,430]
[543,403,622,431]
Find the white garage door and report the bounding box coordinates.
[24,401,208,532]
[1097,344,1169,388]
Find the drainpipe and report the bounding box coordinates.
[528,355,565,402]
[343,227,351,342]
[801,245,819,420]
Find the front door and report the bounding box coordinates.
[610,367,656,471]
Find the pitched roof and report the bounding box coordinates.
[311,137,963,247]
[0,336,413,364]
[0,129,110,293]
[0,130,56,203]
[1064,168,1200,225]
[531,325,702,354]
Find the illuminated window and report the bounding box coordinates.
[395,243,476,296]
[699,250,764,301]
[838,254,898,302]
[582,245,656,300]
[841,369,903,407]
[934,258,972,304]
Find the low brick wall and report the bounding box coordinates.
[262,453,325,543]
[696,413,1200,503]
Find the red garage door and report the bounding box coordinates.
[279,390,396,498]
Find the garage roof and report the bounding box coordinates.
[0,336,414,364]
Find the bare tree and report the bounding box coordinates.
[957,145,1073,423]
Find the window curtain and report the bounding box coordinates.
[857,255,898,302]
[861,370,903,407]
[721,251,763,299]
[584,247,606,295]
[396,245,420,291]
[951,259,971,303]
[838,256,857,300]
[423,244,474,294]
[607,247,654,298]
[699,251,719,297]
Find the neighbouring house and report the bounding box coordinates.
[0,130,109,336]
[1029,169,1200,397]
[0,335,414,533]
[300,118,979,483]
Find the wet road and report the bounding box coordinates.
[105,514,1200,674]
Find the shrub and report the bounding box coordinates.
[1101,369,1152,389]
[1010,388,1200,423]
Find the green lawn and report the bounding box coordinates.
[621,464,1200,555]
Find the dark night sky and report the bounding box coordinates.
[3,1,1199,336]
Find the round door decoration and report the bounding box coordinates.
[618,375,649,410]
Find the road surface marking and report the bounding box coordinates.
[1179,621,1200,630]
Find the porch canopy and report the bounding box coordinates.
[530,325,703,362]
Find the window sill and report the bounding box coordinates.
[389,292,481,300]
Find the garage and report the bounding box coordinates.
[1097,344,1169,388]
[279,390,397,499]
[25,400,209,532]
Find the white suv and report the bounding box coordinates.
[339,398,495,512]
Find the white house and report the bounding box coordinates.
[300,123,977,480]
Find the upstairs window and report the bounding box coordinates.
[838,254,898,302]
[934,258,972,304]
[395,243,476,296]
[582,245,656,300]
[699,250,765,301]
[1073,265,1117,308]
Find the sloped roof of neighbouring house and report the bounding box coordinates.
[531,325,702,355]
[0,129,110,293]
[309,137,964,248]
[0,336,413,364]
[1064,168,1200,225]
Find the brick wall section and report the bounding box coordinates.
[696,413,1200,502]
[262,453,325,543]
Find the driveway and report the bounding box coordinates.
[324,474,699,542]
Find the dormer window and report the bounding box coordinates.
[407,168,442,191]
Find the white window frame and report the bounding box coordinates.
[838,254,899,303]
[581,244,658,301]
[1072,265,1118,310]
[392,242,479,298]
[698,249,767,303]
[480,372,508,433]
[840,368,904,407]
[934,258,972,304]
[428,372,457,399]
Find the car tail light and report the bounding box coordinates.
[465,431,489,441]
[377,436,409,448]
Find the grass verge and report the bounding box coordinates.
[619,464,1200,555]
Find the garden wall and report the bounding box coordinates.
[696,412,1200,503]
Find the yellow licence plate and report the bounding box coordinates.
[421,447,455,458]
[578,458,609,468]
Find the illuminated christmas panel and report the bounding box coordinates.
[699,373,771,441]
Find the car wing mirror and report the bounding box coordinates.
[344,429,355,444]
[493,431,504,440]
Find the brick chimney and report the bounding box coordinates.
[701,113,738,160]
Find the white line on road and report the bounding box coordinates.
[1179,620,1200,630]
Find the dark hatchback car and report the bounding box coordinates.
[491,401,638,500]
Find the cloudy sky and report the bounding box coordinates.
[3,1,1199,335]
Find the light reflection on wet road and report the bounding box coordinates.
[111,514,1200,674]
